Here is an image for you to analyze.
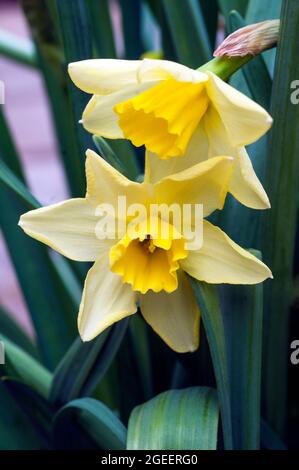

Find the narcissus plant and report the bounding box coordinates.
[19,150,271,353]
[68,58,272,209]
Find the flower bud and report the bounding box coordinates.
[214,20,279,58]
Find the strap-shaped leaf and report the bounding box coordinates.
[52,398,127,450]
[55,0,94,159]
[246,0,282,75]
[200,0,218,49]
[0,306,38,358]
[93,136,129,177]
[0,29,37,67]
[218,0,249,22]
[0,334,52,398]
[1,379,54,448]
[0,158,40,210]
[190,280,233,449]
[261,0,299,434]
[162,0,211,68]
[119,0,144,59]
[21,0,86,196]
[50,320,128,406]
[0,382,41,449]
[87,0,116,58]
[261,420,287,450]
[220,250,264,449]
[127,387,219,450]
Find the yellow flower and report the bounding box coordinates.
[19,150,272,353]
[68,58,272,209]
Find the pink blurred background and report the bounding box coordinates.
[0,0,68,336]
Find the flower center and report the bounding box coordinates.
[109,226,188,294]
[114,78,209,159]
[141,234,156,254]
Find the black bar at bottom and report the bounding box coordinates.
[0,450,295,466]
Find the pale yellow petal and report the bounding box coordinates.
[86,149,150,209]
[19,199,109,261]
[206,71,272,146]
[82,82,155,138]
[78,254,137,341]
[154,156,234,217]
[204,106,270,209]
[68,59,207,97]
[139,270,200,353]
[230,147,270,209]
[143,124,207,184]
[181,220,272,284]
[68,59,141,94]
[138,58,208,83]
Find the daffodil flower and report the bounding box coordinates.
[68,58,272,209]
[19,150,272,352]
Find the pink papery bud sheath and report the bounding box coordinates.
[214,20,279,58]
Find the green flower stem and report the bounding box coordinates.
[198,55,252,81]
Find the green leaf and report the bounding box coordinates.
[50,320,128,406]
[1,379,54,448]
[127,387,219,450]
[0,28,37,67]
[0,306,37,359]
[0,382,42,449]
[0,335,52,398]
[0,101,78,369]
[51,254,82,307]
[119,0,144,59]
[199,0,218,49]
[220,251,264,449]
[0,109,25,180]
[109,140,141,181]
[52,398,127,449]
[21,0,86,197]
[261,0,299,435]
[161,0,211,68]
[55,0,94,159]
[0,184,78,368]
[93,136,130,177]
[246,0,282,20]
[87,0,116,58]
[128,314,153,400]
[0,158,40,210]
[218,0,249,22]
[189,280,233,449]
[245,0,282,75]
[261,419,287,450]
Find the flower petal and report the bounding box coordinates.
[68,59,207,96]
[206,71,272,146]
[82,82,156,138]
[86,149,150,209]
[19,198,109,261]
[154,156,234,217]
[138,58,208,83]
[139,270,200,352]
[78,254,137,341]
[181,220,272,284]
[230,147,270,209]
[203,106,270,209]
[144,123,209,184]
[68,59,141,94]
